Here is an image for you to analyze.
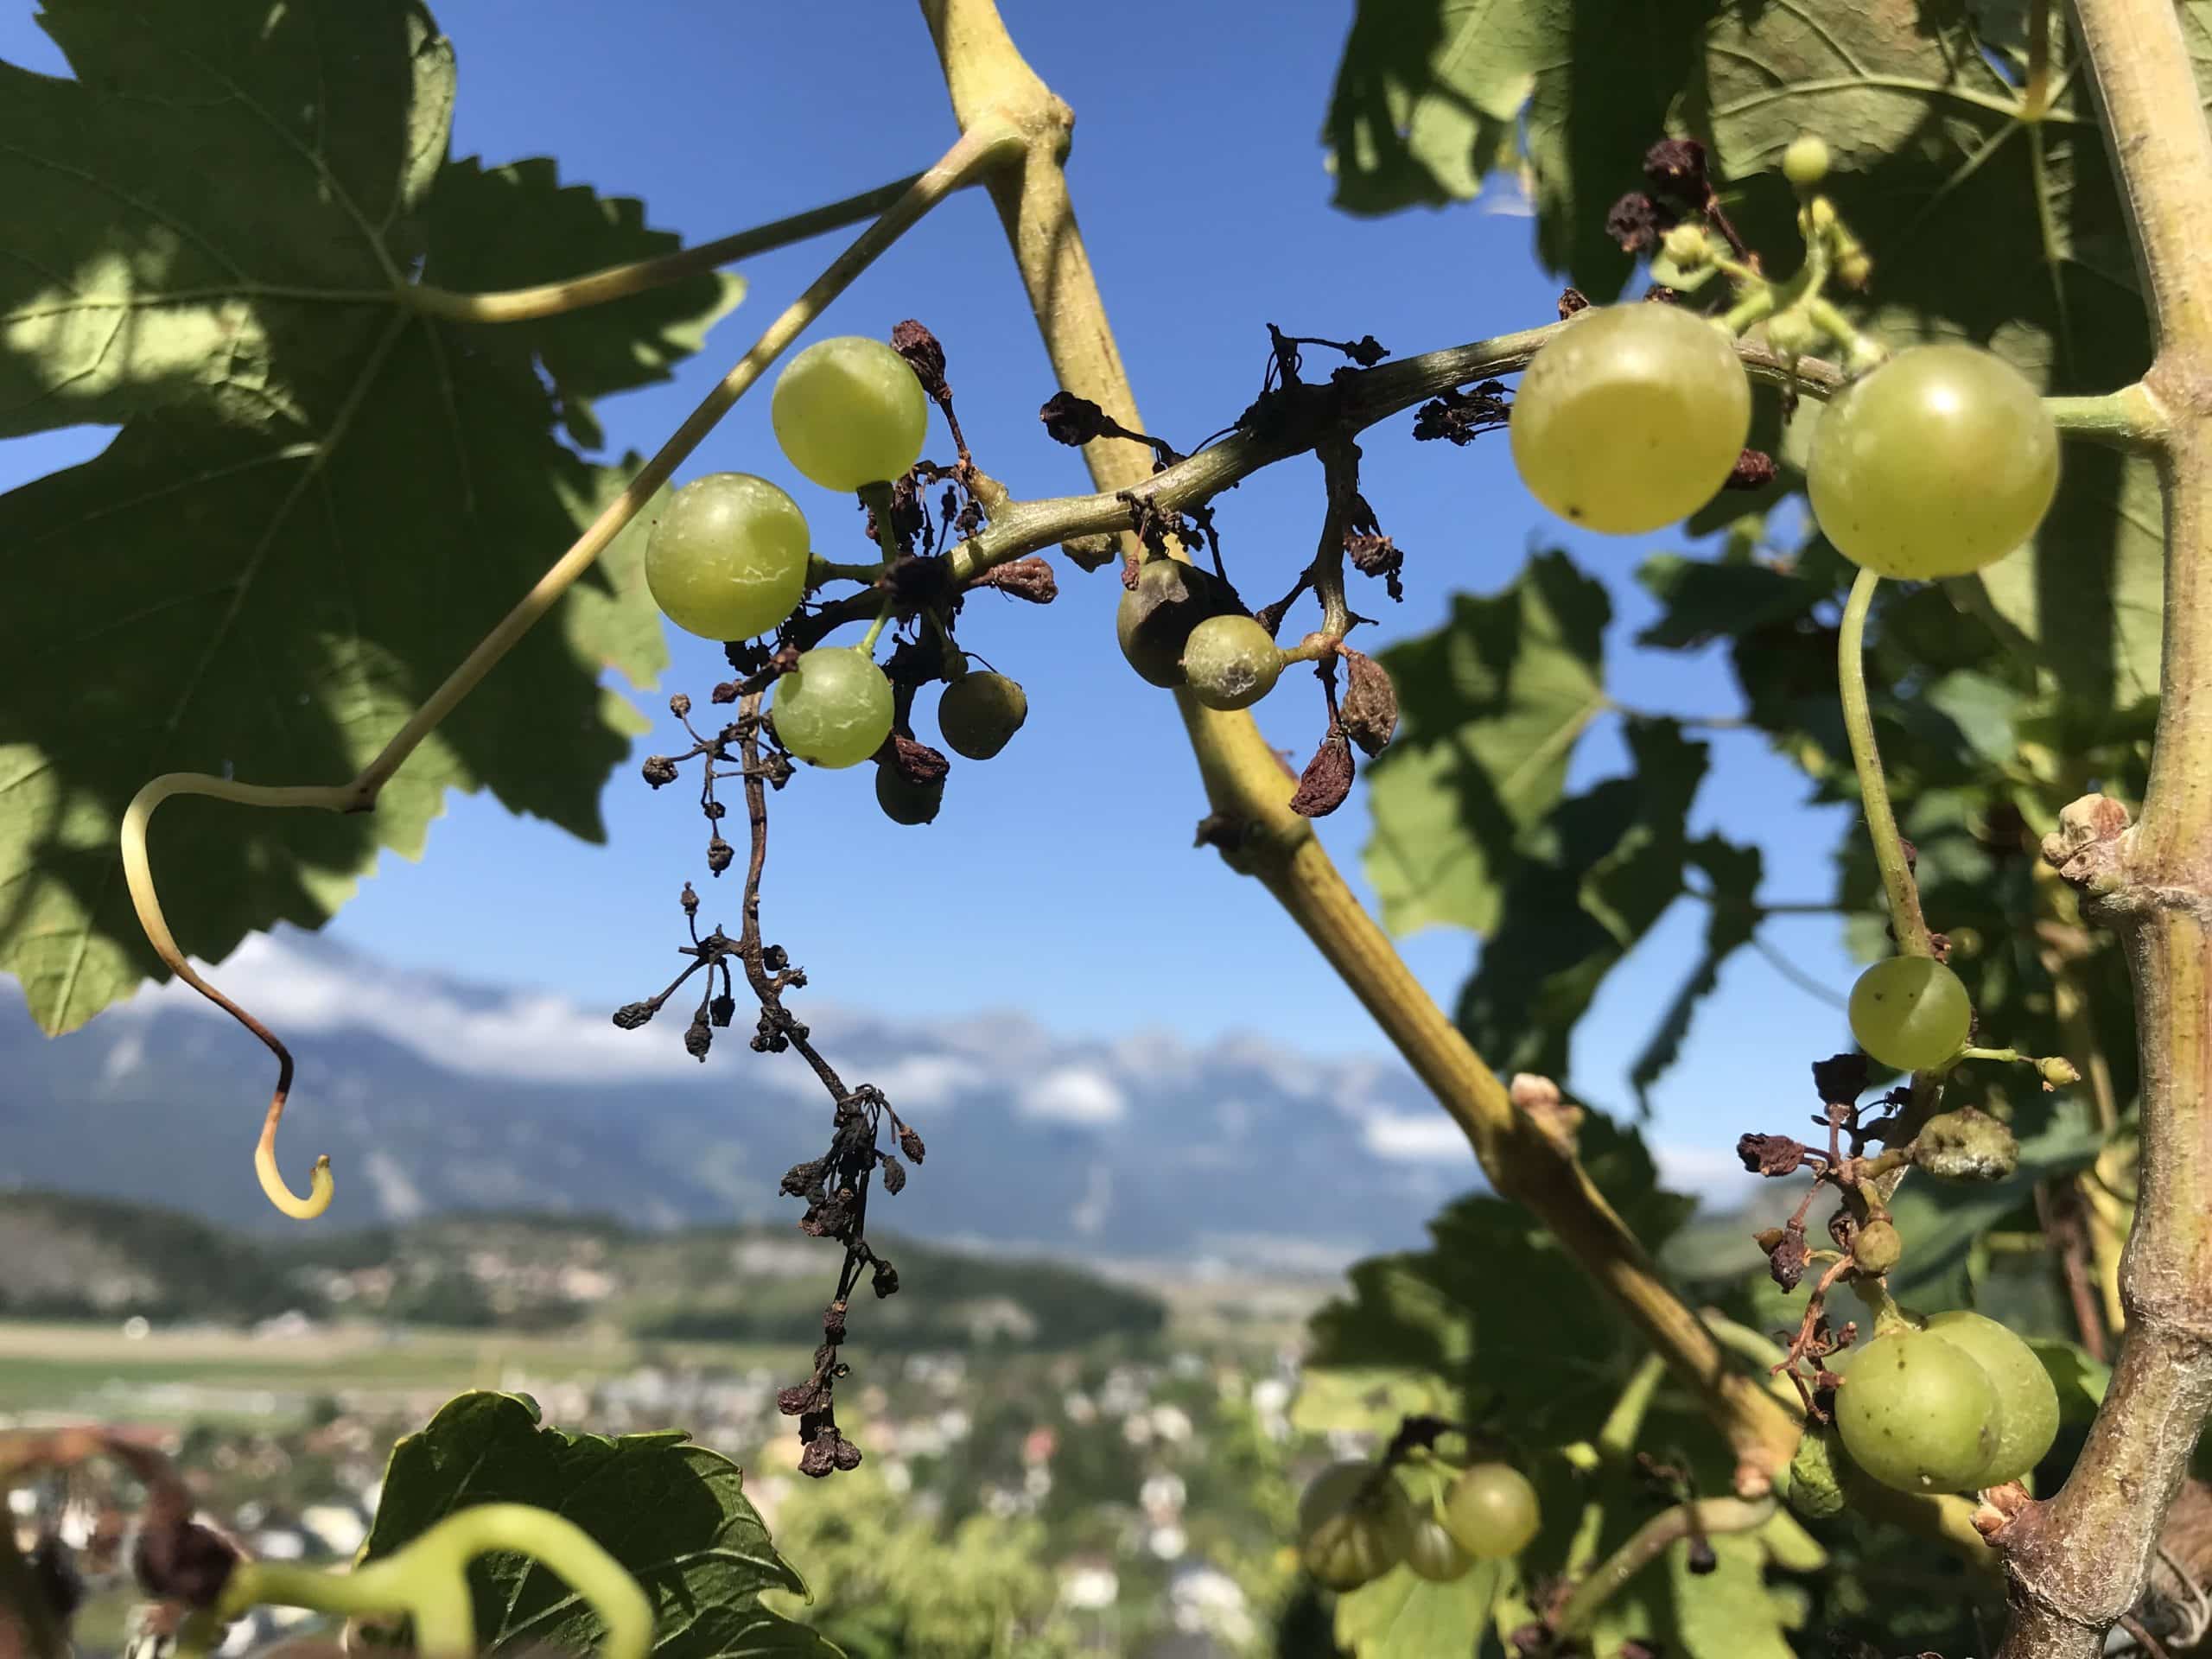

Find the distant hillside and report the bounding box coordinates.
[0,1191,1166,1351]
[1,926,1504,1271]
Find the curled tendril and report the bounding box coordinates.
[181,1503,652,1659]
[122,774,347,1220]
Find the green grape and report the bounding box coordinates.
[938,671,1028,760]
[1807,344,2058,579]
[1116,558,1232,688]
[1834,1328,1999,1493]
[1853,1217,1903,1275]
[874,763,944,826]
[770,646,893,769]
[1297,1460,1415,1592]
[771,336,930,493]
[644,474,811,642]
[1404,1514,1475,1583]
[1181,615,1284,711]
[1441,1464,1541,1560]
[1783,134,1831,188]
[1510,303,1751,534]
[1924,1310,2059,1486]
[1849,957,1973,1072]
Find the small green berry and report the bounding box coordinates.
[1783,134,1832,188]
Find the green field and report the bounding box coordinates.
[0,1319,809,1426]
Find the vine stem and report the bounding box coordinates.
[1994,0,2212,1650]
[1553,1497,1777,1637]
[404,171,927,323]
[116,124,1021,1218]
[188,1504,650,1659]
[1838,567,1936,958]
[917,0,1807,1486]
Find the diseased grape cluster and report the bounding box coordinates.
[1294,1443,1541,1595]
[1835,1310,2057,1494]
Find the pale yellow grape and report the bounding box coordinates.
[644,474,810,642]
[772,336,930,492]
[1510,304,1751,534]
[771,646,894,769]
[1181,614,1284,711]
[1808,344,2058,579]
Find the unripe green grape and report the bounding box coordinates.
[772,336,930,493]
[1510,303,1752,535]
[1766,308,1820,359]
[874,763,944,826]
[1441,1464,1541,1560]
[1849,957,1973,1072]
[1116,558,1230,688]
[1924,1310,2059,1486]
[938,671,1028,760]
[1783,134,1831,188]
[1182,614,1285,711]
[1784,1423,1848,1519]
[1297,1461,1415,1592]
[770,646,894,769]
[1808,344,2058,579]
[1834,1329,1999,1493]
[1853,1218,1903,1275]
[1404,1514,1475,1583]
[644,474,811,642]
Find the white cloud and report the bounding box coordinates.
[1069,1164,1112,1236]
[1361,1112,1472,1163]
[867,1052,985,1110]
[117,931,800,1087]
[1019,1065,1127,1126]
[1656,1143,1763,1203]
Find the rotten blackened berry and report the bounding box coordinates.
[1765,1228,1810,1291]
[1605,191,1669,254]
[680,882,701,917]
[684,1012,713,1061]
[1737,1132,1809,1176]
[872,1257,900,1298]
[641,754,679,788]
[1811,1052,1869,1105]
[706,836,734,874]
[668,692,692,718]
[880,1154,907,1195]
[709,993,736,1028]
[612,1001,656,1031]
[1643,137,1710,202]
[974,556,1058,603]
[1039,390,1107,445]
[1290,727,1355,818]
[1726,449,1778,490]
[898,1124,927,1165]
[1339,650,1400,756]
[891,319,948,397]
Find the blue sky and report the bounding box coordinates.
[1,3,1865,1166]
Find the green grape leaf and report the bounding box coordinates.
[1627,836,1764,1112]
[1885,1099,2105,1308]
[2028,1338,2112,1420]
[1363,550,1610,937]
[1456,720,1709,1081]
[1635,556,1824,652]
[1307,1115,1695,1440]
[0,0,747,1033]
[1290,1368,1465,1440]
[362,1392,838,1659]
[1332,1560,1508,1659]
[1325,0,2179,705]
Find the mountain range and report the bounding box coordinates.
[1,929,1746,1271]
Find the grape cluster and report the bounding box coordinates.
[642,332,1029,814]
[1834,1310,2058,1494]
[1294,1458,1540,1593]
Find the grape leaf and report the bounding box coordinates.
[1884,1098,2104,1308]
[0,0,744,1033]
[1627,836,1763,1112]
[1332,1559,1507,1659]
[1455,720,1709,1082]
[1363,550,1610,937]
[362,1391,838,1659]
[1306,1113,1695,1440]
[1325,0,2180,706]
